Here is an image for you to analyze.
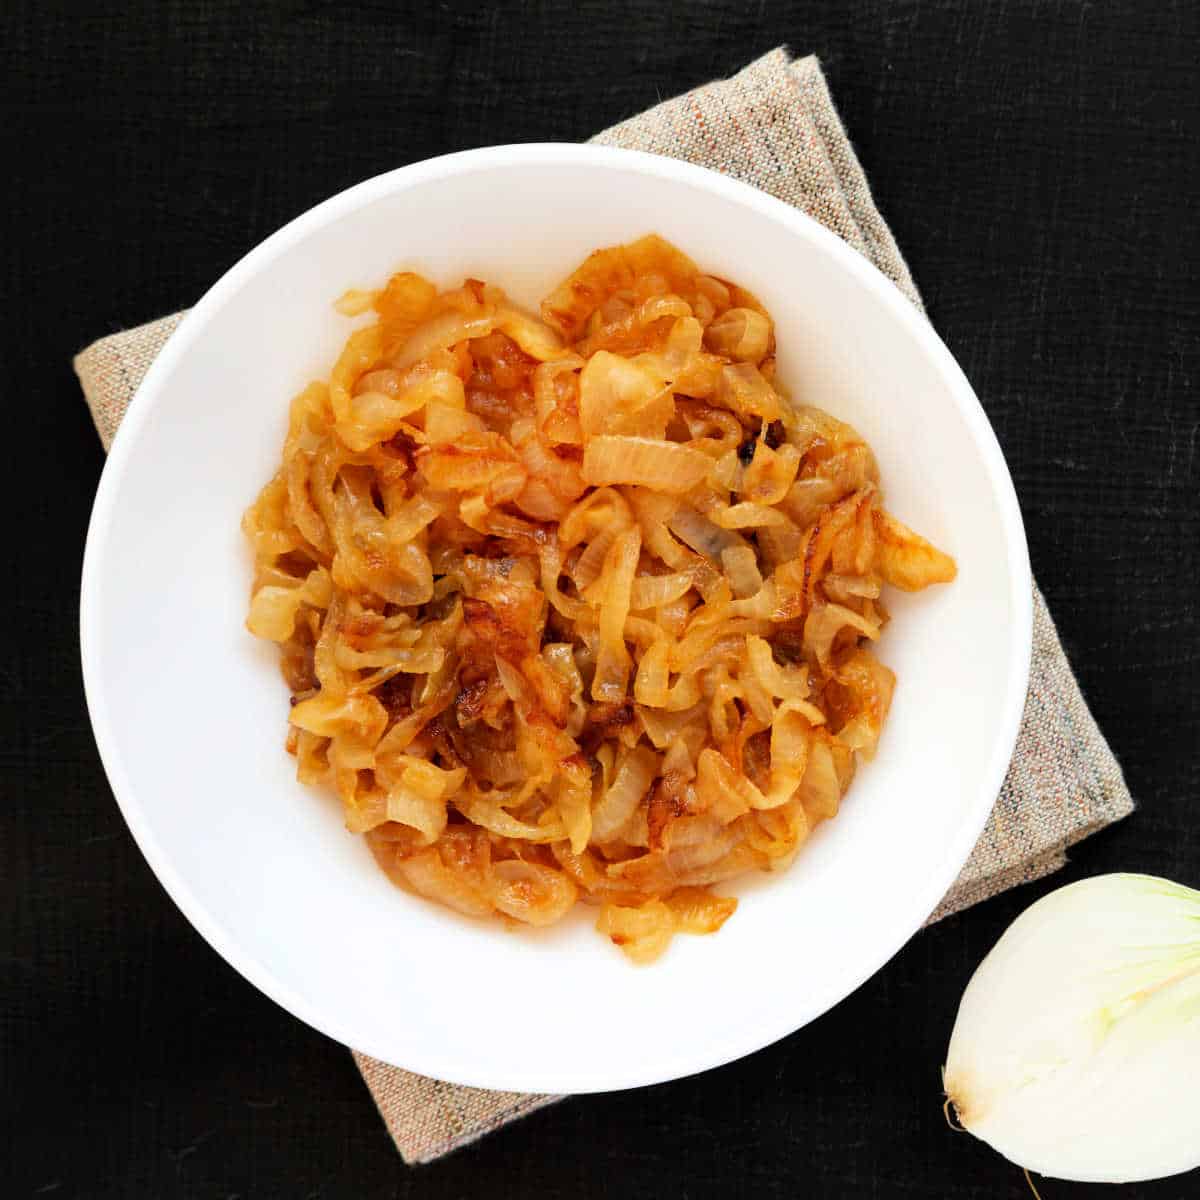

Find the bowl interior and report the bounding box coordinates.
[82,146,1029,1092]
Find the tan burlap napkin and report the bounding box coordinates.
[75,48,1133,1164]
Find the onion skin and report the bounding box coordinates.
[944,874,1200,1184]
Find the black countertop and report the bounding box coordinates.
[4,2,1197,1196]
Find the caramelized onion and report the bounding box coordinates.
[245,235,955,962]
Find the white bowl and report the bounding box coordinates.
[80,145,1031,1093]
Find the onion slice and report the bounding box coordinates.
[582,436,711,493]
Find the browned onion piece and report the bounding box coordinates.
[582,436,711,493]
[704,307,772,362]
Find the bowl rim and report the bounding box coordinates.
[80,142,1032,1092]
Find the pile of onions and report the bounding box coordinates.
[243,235,956,961]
